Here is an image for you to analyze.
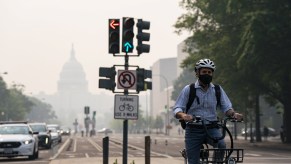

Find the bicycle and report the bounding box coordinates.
[119,103,134,111]
[180,116,244,164]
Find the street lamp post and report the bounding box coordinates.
[0,72,8,121]
[1,112,4,121]
[154,74,170,135]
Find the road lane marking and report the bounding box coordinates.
[49,136,71,160]
[73,138,77,152]
[110,138,173,158]
[85,153,89,158]
[245,153,261,156]
[87,138,103,151]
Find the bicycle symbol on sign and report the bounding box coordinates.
[119,103,134,112]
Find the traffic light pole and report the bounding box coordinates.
[104,17,151,164]
[123,53,129,164]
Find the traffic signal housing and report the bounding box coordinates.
[136,68,152,92]
[84,106,90,114]
[122,17,135,53]
[108,19,120,54]
[136,19,150,55]
[99,67,116,92]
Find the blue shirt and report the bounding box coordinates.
[173,80,232,121]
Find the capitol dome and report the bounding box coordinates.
[57,45,88,92]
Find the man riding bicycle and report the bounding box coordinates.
[173,58,243,164]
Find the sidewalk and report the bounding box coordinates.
[50,157,185,164]
[231,137,291,151]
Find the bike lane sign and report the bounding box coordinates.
[114,94,138,119]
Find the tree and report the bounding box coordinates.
[26,97,57,122]
[154,115,164,134]
[175,0,291,142]
[0,78,57,122]
[171,68,196,101]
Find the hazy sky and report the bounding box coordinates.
[0,0,188,95]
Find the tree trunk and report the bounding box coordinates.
[255,94,262,142]
[283,102,291,143]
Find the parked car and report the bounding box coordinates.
[0,121,39,160]
[47,127,62,143]
[29,122,52,149]
[241,127,279,137]
[97,128,113,134]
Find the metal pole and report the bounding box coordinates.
[103,136,109,164]
[159,75,169,135]
[146,91,149,134]
[145,136,151,164]
[123,119,128,164]
[234,121,237,140]
[123,53,129,164]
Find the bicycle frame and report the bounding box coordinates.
[180,117,244,164]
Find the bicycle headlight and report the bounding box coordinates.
[23,139,33,144]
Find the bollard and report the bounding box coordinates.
[103,136,109,164]
[165,139,168,155]
[154,139,157,145]
[81,130,84,137]
[145,136,151,164]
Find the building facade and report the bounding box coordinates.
[35,46,113,128]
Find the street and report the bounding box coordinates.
[1,133,291,164]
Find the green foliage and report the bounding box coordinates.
[171,68,196,101]
[154,115,164,130]
[27,97,57,122]
[175,0,291,142]
[0,78,56,122]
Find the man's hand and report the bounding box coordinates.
[226,109,243,121]
[176,112,194,122]
[181,114,194,122]
[233,113,243,121]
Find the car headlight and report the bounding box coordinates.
[23,139,33,144]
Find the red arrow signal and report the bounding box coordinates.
[110,20,120,29]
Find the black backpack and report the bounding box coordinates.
[180,83,221,129]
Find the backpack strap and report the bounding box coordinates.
[185,83,221,114]
[185,83,198,114]
[214,84,221,107]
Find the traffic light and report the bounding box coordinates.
[136,68,152,92]
[93,111,96,118]
[108,19,120,54]
[122,17,135,53]
[136,19,150,55]
[84,106,90,114]
[99,67,116,91]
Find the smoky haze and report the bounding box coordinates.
[0,0,187,95]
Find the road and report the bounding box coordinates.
[1,133,291,163]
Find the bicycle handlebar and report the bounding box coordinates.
[186,116,243,143]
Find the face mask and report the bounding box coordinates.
[199,74,212,85]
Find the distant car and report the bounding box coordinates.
[47,127,62,143]
[47,124,61,132]
[0,121,39,160]
[47,124,62,143]
[241,127,278,137]
[29,122,52,149]
[60,126,71,136]
[97,128,113,134]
